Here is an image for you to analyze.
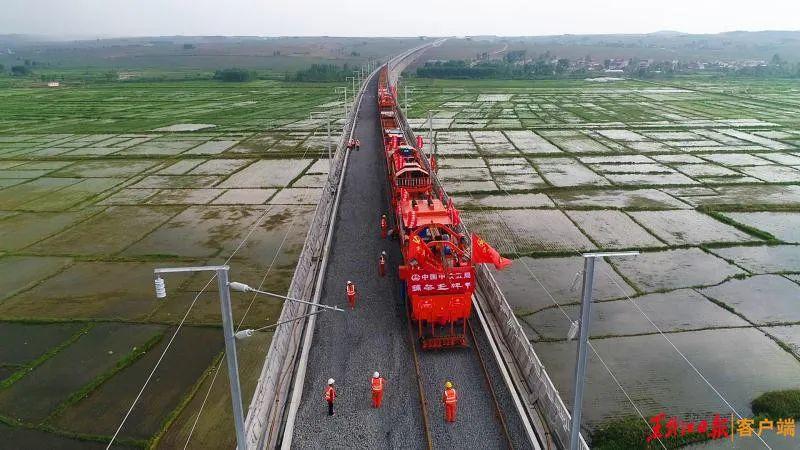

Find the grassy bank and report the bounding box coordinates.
[591,416,710,450]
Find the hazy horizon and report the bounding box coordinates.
[5,29,800,43]
[2,0,799,39]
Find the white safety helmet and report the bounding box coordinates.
[328,378,335,385]
[373,371,380,378]
[347,280,352,284]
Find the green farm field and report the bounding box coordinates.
[0,74,351,448]
[406,76,800,447]
[2,50,799,448]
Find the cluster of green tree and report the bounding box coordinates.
[719,54,800,78]
[415,58,574,80]
[10,65,33,76]
[416,52,800,80]
[0,58,46,77]
[213,68,257,82]
[733,64,800,78]
[287,63,353,82]
[631,54,800,79]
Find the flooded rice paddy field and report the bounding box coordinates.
[0,81,344,447]
[410,78,800,443]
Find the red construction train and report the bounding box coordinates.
[376,67,509,350]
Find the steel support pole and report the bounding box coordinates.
[404,84,408,115]
[569,256,595,450]
[326,115,332,172]
[428,110,434,157]
[217,268,247,450]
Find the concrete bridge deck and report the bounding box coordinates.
[286,72,532,450]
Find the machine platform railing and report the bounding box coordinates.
[395,176,431,188]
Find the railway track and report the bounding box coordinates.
[404,294,515,449]
[288,47,535,448]
[405,298,435,450]
[467,318,513,449]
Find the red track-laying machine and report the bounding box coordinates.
[376,66,510,350]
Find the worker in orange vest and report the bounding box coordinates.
[346,280,357,309]
[371,371,386,408]
[442,381,457,422]
[380,214,388,238]
[378,251,387,277]
[325,378,337,416]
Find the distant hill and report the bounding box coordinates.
[0,36,425,72]
[416,31,800,67]
[2,31,800,74]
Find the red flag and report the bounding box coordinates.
[451,208,461,226]
[406,209,418,228]
[446,199,462,226]
[471,233,511,270]
[408,234,434,267]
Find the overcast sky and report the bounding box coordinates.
[2,0,798,38]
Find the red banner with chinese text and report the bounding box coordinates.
[403,266,475,295]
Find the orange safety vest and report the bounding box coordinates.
[325,386,336,402]
[346,284,356,295]
[443,388,457,404]
[371,377,384,393]
[381,217,387,228]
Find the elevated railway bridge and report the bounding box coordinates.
[243,43,587,450]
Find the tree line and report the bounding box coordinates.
[286,63,353,82]
[414,52,800,80]
[415,58,575,80]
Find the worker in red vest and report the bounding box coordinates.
[346,281,357,309]
[378,251,386,277]
[380,214,388,239]
[325,378,337,416]
[442,381,457,422]
[346,139,354,151]
[371,371,386,408]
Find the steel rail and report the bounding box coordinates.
[405,295,435,450]
[467,318,513,449]
[388,61,556,449]
[473,290,545,449]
